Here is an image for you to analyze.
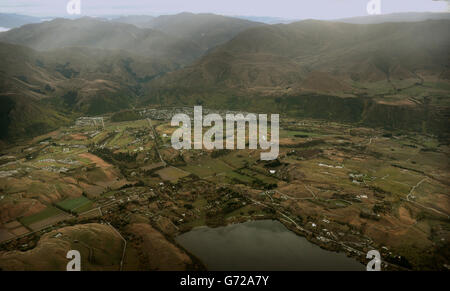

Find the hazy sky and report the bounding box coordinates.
[0,0,449,19]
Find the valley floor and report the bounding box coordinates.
[0,107,449,271]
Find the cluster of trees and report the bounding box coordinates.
[372,202,391,214]
[211,149,231,158]
[91,147,137,164]
[251,179,277,190]
[283,139,326,149]
[359,210,380,221]
[205,210,226,227]
[110,110,141,122]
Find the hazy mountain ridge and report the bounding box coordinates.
[0,15,449,140]
[233,15,295,24]
[128,12,264,50]
[0,13,41,28]
[113,15,155,27]
[144,19,450,134]
[336,12,450,24]
[0,17,203,66]
[0,13,263,61]
[148,19,450,94]
[0,14,264,141]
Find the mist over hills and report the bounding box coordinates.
[0,12,449,140]
[114,12,264,51]
[0,14,264,65]
[337,12,450,24]
[148,19,449,94]
[233,16,295,24]
[0,13,265,141]
[113,15,155,27]
[0,17,203,66]
[0,13,41,29]
[145,19,450,133]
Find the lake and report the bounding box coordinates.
[176,220,365,271]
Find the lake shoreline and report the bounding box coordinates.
[175,219,366,271]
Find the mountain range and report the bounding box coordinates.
[0,17,203,65]
[0,41,180,139]
[114,12,263,51]
[143,18,450,133]
[0,12,449,141]
[0,13,41,29]
[337,12,450,24]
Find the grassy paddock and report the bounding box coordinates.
[20,206,64,226]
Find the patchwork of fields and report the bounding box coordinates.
[0,108,448,270]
